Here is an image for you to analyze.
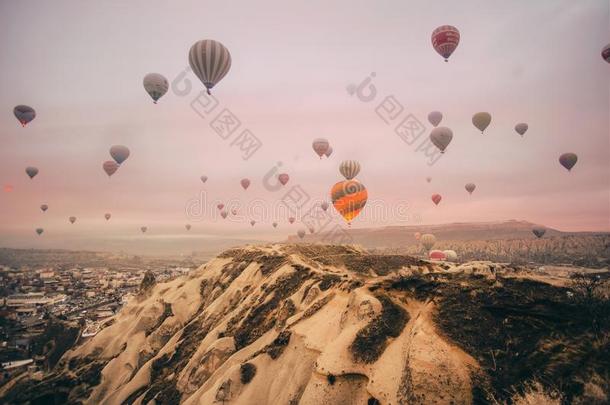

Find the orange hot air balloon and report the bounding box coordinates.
[431,194,442,205]
[331,180,368,225]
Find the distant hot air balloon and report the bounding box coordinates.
[141,226,148,233]
[429,250,446,261]
[515,123,528,136]
[69,216,76,224]
[308,226,315,234]
[320,201,329,211]
[559,153,578,171]
[217,203,225,211]
[143,73,169,103]
[110,145,130,164]
[221,211,228,219]
[420,234,436,250]
[465,183,476,194]
[250,220,256,226]
[426,177,432,183]
[532,227,546,239]
[312,138,330,159]
[272,222,278,228]
[472,112,492,134]
[431,25,460,62]
[325,146,333,158]
[40,204,48,212]
[331,179,368,225]
[36,228,44,235]
[602,44,610,63]
[185,224,191,231]
[430,127,453,153]
[414,232,421,240]
[428,111,443,127]
[443,250,458,262]
[297,229,306,239]
[231,208,238,215]
[189,39,232,95]
[431,194,442,205]
[278,173,289,186]
[4,185,13,193]
[200,175,208,183]
[241,178,251,190]
[105,213,111,221]
[14,105,36,127]
[339,160,361,180]
[288,217,295,224]
[103,161,119,177]
[26,167,39,179]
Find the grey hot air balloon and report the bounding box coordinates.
[532,227,546,238]
[465,183,476,194]
[241,178,251,190]
[278,173,289,186]
[69,216,76,224]
[324,146,333,158]
[321,201,329,211]
[339,160,361,180]
[297,229,306,239]
[189,39,232,95]
[515,123,528,136]
[143,73,169,103]
[110,145,130,165]
[430,127,453,153]
[420,233,436,251]
[40,204,48,212]
[105,213,111,220]
[602,44,610,64]
[428,111,443,127]
[200,175,208,183]
[26,167,39,179]
[141,226,148,233]
[103,161,119,177]
[559,153,578,171]
[472,112,492,133]
[185,224,191,231]
[36,228,44,235]
[14,105,36,127]
[312,138,330,159]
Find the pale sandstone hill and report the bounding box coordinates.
[2,244,608,405]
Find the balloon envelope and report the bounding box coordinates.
[428,111,443,127]
[143,73,169,103]
[339,160,361,180]
[14,105,36,126]
[532,227,546,238]
[430,127,453,153]
[103,161,119,177]
[331,180,368,224]
[36,228,44,235]
[240,178,251,190]
[431,194,442,205]
[515,123,528,136]
[250,220,256,226]
[40,204,48,212]
[189,39,232,94]
[431,25,460,61]
[420,234,436,250]
[297,229,306,239]
[217,203,225,210]
[472,112,492,133]
[312,138,330,158]
[26,167,39,179]
[465,183,476,194]
[559,153,577,171]
[429,250,446,261]
[272,222,278,228]
[69,216,76,224]
[414,232,421,240]
[221,211,228,219]
[278,173,289,186]
[110,145,130,164]
[602,44,610,63]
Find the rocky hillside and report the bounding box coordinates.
[2,244,608,404]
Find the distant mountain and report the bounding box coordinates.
[288,220,607,248]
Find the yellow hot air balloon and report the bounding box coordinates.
[330,180,368,224]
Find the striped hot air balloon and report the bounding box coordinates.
[431,25,460,62]
[189,39,232,95]
[420,234,436,250]
[331,179,368,225]
[339,160,361,181]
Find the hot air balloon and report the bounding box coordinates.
[231,208,238,215]
[429,250,446,261]
[312,138,330,159]
[217,203,225,210]
[331,179,368,225]
[221,211,228,219]
[103,161,119,177]
[308,226,315,234]
[431,194,442,205]
[200,175,208,183]
[40,204,48,212]
[443,250,458,262]
[143,73,169,103]
[602,44,610,63]
[431,25,460,62]
[515,123,528,136]
[420,234,436,250]
[105,213,111,221]
[272,222,278,228]
[428,111,443,127]
[241,178,251,190]
[414,232,421,240]
[14,105,36,127]
[4,185,13,193]
[325,146,333,158]
[288,217,295,224]
[185,224,192,231]
[297,229,306,239]
[36,228,44,235]
[141,226,148,233]
[339,160,361,180]
[189,39,232,95]
[430,127,453,153]
[278,173,289,186]
[110,145,130,164]
[465,183,476,194]
[320,201,329,211]
[426,177,432,183]
[532,227,546,239]
[472,112,492,134]
[26,167,39,179]
[250,220,256,226]
[69,216,76,224]
[559,153,577,171]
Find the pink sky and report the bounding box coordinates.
[0,0,608,252]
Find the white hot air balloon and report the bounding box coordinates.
[339,160,361,180]
[428,111,443,127]
[430,127,453,153]
[143,73,169,103]
[189,39,232,95]
[443,250,458,262]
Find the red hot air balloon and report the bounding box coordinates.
[103,161,119,177]
[217,203,225,211]
[278,173,289,186]
[240,178,251,190]
[231,208,238,215]
[431,25,460,62]
[559,153,578,171]
[185,224,191,230]
[431,194,442,205]
[429,250,447,261]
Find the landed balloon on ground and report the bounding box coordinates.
[431,193,442,205]
[103,161,119,177]
[36,228,44,235]
[428,111,443,127]
[69,216,76,224]
[14,105,36,127]
[515,123,528,136]
[312,138,330,158]
[250,220,256,226]
[431,25,460,62]
[40,204,48,212]
[339,160,361,180]
[143,73,169,103]
[189,39,232,95]
[217,203,225,211]
[420,234,436,250]
[430,127,453,153]
[240,178,251,190]
[231,208,238,215]
[429,250,447,261]
[443,250,458,262]
[559,153,577,171]
[532,227,546,238]
[26,167,39,179]
[472,112,492,134]
[110,145,130,164]
[331,179,368,225]
[278,173,289,185]
[414,232,421,240]
[465,183,476,194]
